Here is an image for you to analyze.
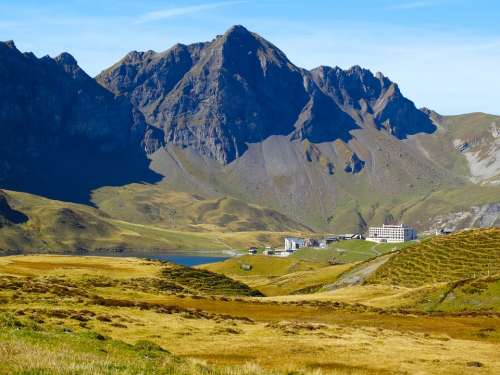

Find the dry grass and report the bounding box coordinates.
[0,255,499,374]
[0,255,164,278]
[368,228,500,287]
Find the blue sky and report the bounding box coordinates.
[1,0,499,115]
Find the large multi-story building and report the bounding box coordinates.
[366,224,417,243]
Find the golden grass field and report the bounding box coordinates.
[1,254,499,374]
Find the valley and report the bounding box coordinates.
[0,228,499,374]
[0,18,499,375]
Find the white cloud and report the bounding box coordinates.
[136,1,247,24]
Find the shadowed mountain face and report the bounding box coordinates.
[1,26,495,234]
[0,190,28,227]
[98,25,433,164]
[0,41,163,203]
[310,66,436,139]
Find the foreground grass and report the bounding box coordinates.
[0,313,283,375]
[1,254,500,374]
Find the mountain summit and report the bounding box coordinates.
[97,25,434,164]
[1,27,494,233]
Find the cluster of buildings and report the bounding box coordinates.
[248,223,418,256]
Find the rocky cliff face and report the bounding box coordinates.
[1,26,495,234]
[310,65,436,139]
[97,25,434,164]
[0,41,163,202]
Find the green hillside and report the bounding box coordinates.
[368,228,500,287]
[414,276,500,313]
[92,184,310,233]
[0,189,304,254]
[292,240,413,264]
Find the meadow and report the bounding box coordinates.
[1,236,500,375]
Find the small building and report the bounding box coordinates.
[435,228,454,236]
[337,233,363,240]
[366,224,417,243]
[263,249,274,256]
[263,246,275,256]
[248,247,257,255]
[274,250,291,257]
[324,236,338,244]
[284,237,305,252]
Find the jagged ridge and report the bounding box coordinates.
[97,25,435,164]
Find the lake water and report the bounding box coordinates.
[0,252,232,268]
[143,254,230,267]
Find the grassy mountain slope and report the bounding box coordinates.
[92,183,310,232]
[416,112,500,184]
[146,123,498,233]
[0,189,303,254]
[412,276,500,313]
[367,228,500,287]
[148,138,448,233]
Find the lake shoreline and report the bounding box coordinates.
[0,250,238,267]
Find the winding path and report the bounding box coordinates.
[322,253,393,291]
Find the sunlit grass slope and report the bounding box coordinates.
[93,184,310,232]
[413,276,500,313]
[0,189,304,253]
[202,255,356,296]
[0,255,262,297]
[368,228,500,287]
[292,240,413,264]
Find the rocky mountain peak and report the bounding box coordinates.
[0,41,163,202]
[54,52,78,67]
[224,24,253,38]
[53,52,85,78]
[97,25,436,163]
[2,40,16,49]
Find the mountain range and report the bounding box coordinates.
[0,25,498,250]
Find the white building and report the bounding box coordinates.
[284,237,305,252]
[366,224,416,243]
[263,247,275,256]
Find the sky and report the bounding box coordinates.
[0,0,499,115]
